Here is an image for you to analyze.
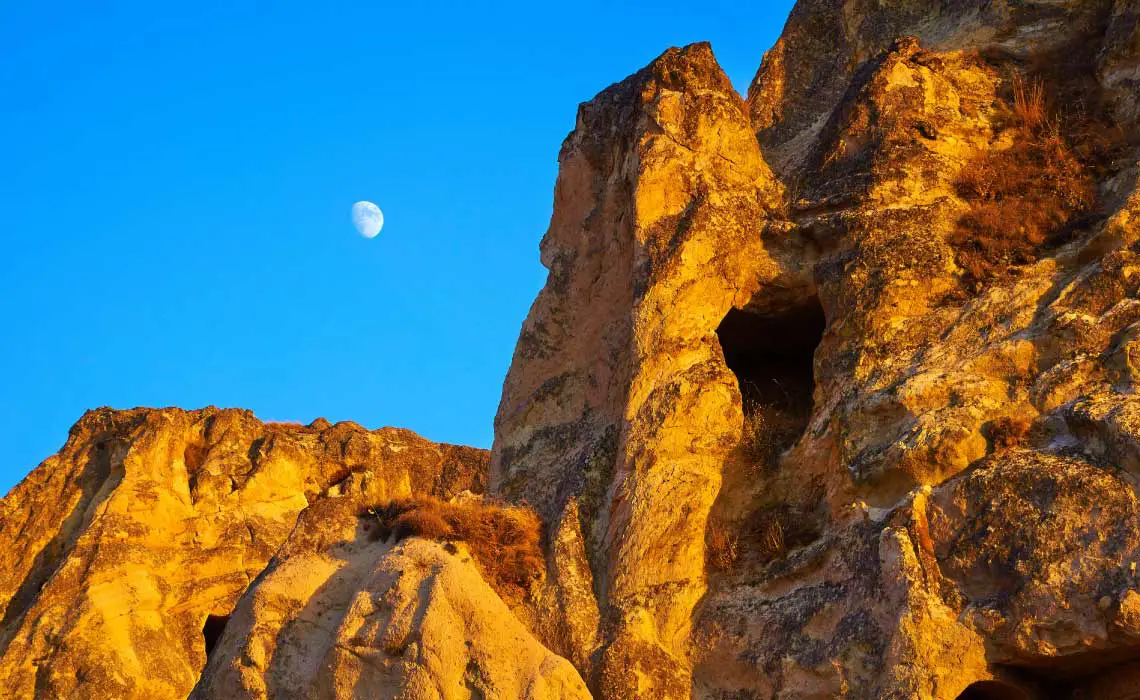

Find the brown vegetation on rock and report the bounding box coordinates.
[950,75,1097,291]
[983,416,1033,452]
[364,496,544,601]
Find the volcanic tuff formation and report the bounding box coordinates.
[4,0,1140,698]
[0,408,496,699]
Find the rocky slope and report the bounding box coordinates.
[4,0,1140,698]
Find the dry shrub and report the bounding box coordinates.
[707,518,740,571]
[983,416,1032,451]
[749,505,819,565]
[390,507,451,541]
[951,75,1097,291]
[364,497,544,601]
[741,400,806,473]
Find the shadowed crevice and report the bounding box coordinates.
[202,615,230,658]
[957,680,1030,700]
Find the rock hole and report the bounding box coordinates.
[716,296,825,469]
[956,681,1031,700]
[202,614,230,657]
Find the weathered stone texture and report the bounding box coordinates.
[488,1,1140,698]
[0,407,488,700]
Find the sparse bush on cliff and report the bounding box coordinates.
[950,74,1097,291]
[707,518,740,571]
[364,497,544,600]
[983,416,1033,451]
[741,399,806,473]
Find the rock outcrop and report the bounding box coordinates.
[4,1,1140,698]
[0,407,488,699]
[491,1,1140,698]
[191,493,589,700]
[490,41,791,696]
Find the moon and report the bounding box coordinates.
[352,201,384,239]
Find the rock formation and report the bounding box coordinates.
[3,0,1140,698]
[492,0,1140,698]
[190,494,589,700]
[0,408,492,699]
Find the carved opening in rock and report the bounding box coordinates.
[956,680,1030,700]
[202,614,230,657]
[716,297,825,471]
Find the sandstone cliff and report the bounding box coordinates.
[4,1,1140,698]
[491,1,1140,698]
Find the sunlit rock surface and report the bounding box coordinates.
[190,494,590,700]
[0,407,488,699]
[491,1,1140,697]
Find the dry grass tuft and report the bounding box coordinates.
[983,416,1033,451]
[950,74,1097,291]
[707,518,740,571]
[1011,74,1049,132]
[741,400,806,473]
[756,515,786,561]
[708,503,821,572]
[750,505,820,565]
[364,497,544,601]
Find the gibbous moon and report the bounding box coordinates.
[352,201,384,239]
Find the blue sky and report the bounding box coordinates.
[0,0,795,494]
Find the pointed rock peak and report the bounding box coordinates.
[640,41,736,95]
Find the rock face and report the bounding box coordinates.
[491,1,1140,698]
[0,407,489,699]
[490,42,790,696]
[5,1,1140,699]
[191,494,590,700]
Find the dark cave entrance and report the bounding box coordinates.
[716,297,825,468]
[956,681,1031,700]
[202,614,230,657]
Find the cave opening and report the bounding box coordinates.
[956,680,1031,700]
[202,614,230,657]
[716,296,826,469]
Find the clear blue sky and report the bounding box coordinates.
[0,0,795,494]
